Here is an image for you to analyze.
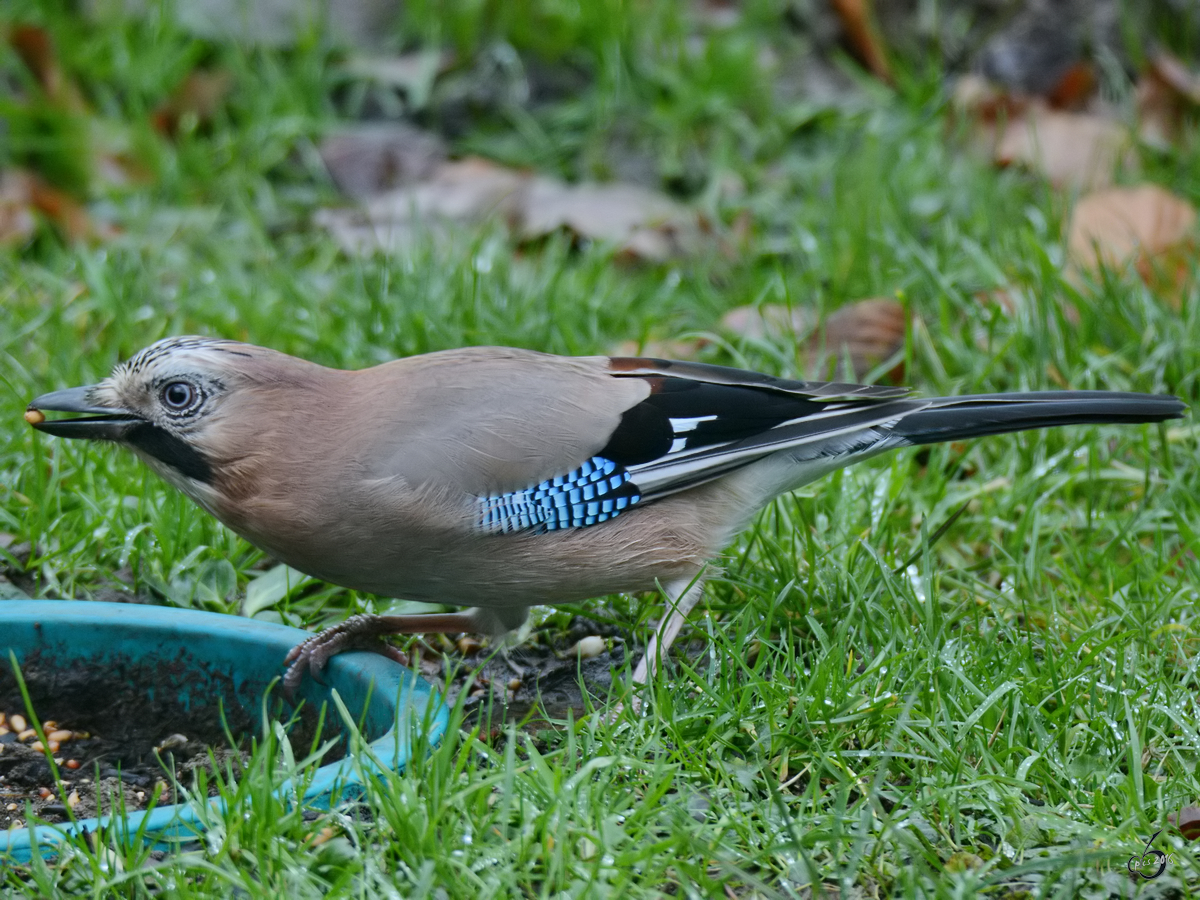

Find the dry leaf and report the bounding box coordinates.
[0,168,112,243]
[829,0,892,84]
[315,156,527,255]
[1137,50,1200,150]
[952,74,1027,122]
[693,0,741,29]
[1171,806,1200,840]
[319,124,446,200]
[1067,184,1195,272]
[152,69,233,137]
[317,154,704,261]
[995,104,1130,190]
[519,178,700,262]
[609,338,707,360]
[10,24,58,92]
[974,286,1080,327]
[0,171,38,246]
[1146,50,1200,105]
[29,179,103,242]
[1044,63,1096,109]
[721,297,906,381]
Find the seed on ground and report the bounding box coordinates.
[570,636,605,658]
[457,636,483,655]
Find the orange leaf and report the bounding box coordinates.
[152,69,232,137]
[29,179,103,242]
[9,24,85,110]
[1045,63,1096,109]
[829,0,892,84]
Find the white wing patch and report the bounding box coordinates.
[668,415,718,432]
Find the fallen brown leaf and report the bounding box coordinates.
[315,156,527,255]
[1146,49,1200,105]
[1067,183,1195,273]
[0,168,113,243]
[319,124,447,200]
[8,24,151,196]
[611,298,906,380]
[951,74,1017,119]
[9,25,71,106]
[608,338,707,360]
[1044,63,1096,110]
[0,171,38,246]
[152,69,233,137]
[995,104,1131,190]
[721,296,906,381]
[29,178,109,242]
[829,0,892,84]
[519,178,701,262]
[974,286,1080,327]
[1172,806,1200,840]
[317,152,705,262]
[1137,50,1200,150]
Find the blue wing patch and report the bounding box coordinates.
[478,456,641,534]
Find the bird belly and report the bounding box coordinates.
[206,475,750,609]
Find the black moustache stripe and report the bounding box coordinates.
[125,423,213,483]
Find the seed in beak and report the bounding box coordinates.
[24,409,45,425]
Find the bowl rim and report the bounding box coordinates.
[0,599,448,863]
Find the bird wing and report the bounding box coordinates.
[603,357,924,501]
[356,348,920,535]
[463,354,925,534]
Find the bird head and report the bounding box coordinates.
[25,336,279,492]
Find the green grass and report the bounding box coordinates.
[4,1,1200,896]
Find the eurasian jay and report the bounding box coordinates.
[25,337,1185,691]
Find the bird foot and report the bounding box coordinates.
[283,614,411,694]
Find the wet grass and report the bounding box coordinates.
[3,1,1200,896]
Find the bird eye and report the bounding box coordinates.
[161,380,198,412]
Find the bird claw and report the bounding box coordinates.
[282,614,411,694]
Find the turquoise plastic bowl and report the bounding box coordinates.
[0,600,448,863]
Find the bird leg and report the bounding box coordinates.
[283,611,481,692]
[631,576,707,686]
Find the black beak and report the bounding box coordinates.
[26,386,142,441]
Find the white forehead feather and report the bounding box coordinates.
[112,336,252,381]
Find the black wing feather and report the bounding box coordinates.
[604,358,917,501]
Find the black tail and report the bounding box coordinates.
[892,392,1187,445]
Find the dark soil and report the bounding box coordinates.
[0,653,328,829]
[0,612,654,831]
[0,720,248,829]
[427,614,641,724]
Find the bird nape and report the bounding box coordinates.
[26,336,1186,694]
